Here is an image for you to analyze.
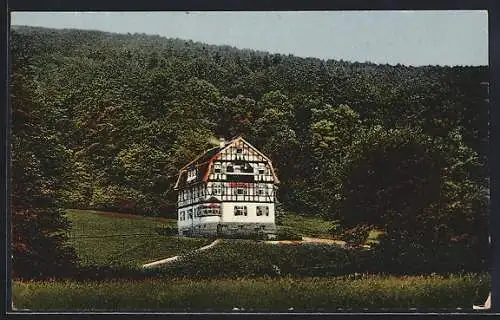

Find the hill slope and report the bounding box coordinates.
[65,209,210,267]
[11,26,488,222]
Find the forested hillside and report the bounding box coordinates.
[11,26,490,277]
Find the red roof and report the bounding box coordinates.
[174,136,279,190]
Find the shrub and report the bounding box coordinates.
[371,234,491,275]
[158,240,372,278]
[340,225,371,247]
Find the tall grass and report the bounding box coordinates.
[12,273,491,310]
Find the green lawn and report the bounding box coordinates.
[280,213,383,245]
[12,273,491,310]
[65,209,211,267]
[66,209,177,237]
[280,213,337,238]
[64,210,382,269]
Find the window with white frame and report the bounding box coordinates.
[213,183,222,195]
[258,163,265,175]
[179,211,185,221]
[188,209,193,219]
[214,163,221,173]
[242,163,253,173]
[234,206,247,216]
[187,169,197,182]
[257,206,269,216]
[257,185,266,196]
[236,187,246,195]
[201,207,220,216]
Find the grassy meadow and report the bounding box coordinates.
[65,209,211,267]
[10,209,490,311]
[64,210,377,272]
[280,213,383,245]
[13,273,490,310]
[279,213,337,238]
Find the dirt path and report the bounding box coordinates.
[264,237,373,249]
[265,237,348,247]
[141,239,221,269]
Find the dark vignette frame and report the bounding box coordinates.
[1,0,498,317]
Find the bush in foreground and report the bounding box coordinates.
[155,240,374,278]
[152,239,487,279]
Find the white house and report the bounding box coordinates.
[174,136,279,237]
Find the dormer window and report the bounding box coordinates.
[187,168,197,182]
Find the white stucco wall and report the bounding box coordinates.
[220,202,275,224]
[178,204,222,229]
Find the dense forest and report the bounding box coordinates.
[11,26,490,278]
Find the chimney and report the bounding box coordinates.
[219,137,226,148]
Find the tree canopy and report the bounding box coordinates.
[10,26,490,276]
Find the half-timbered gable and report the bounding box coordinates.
[175,136,278,238]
